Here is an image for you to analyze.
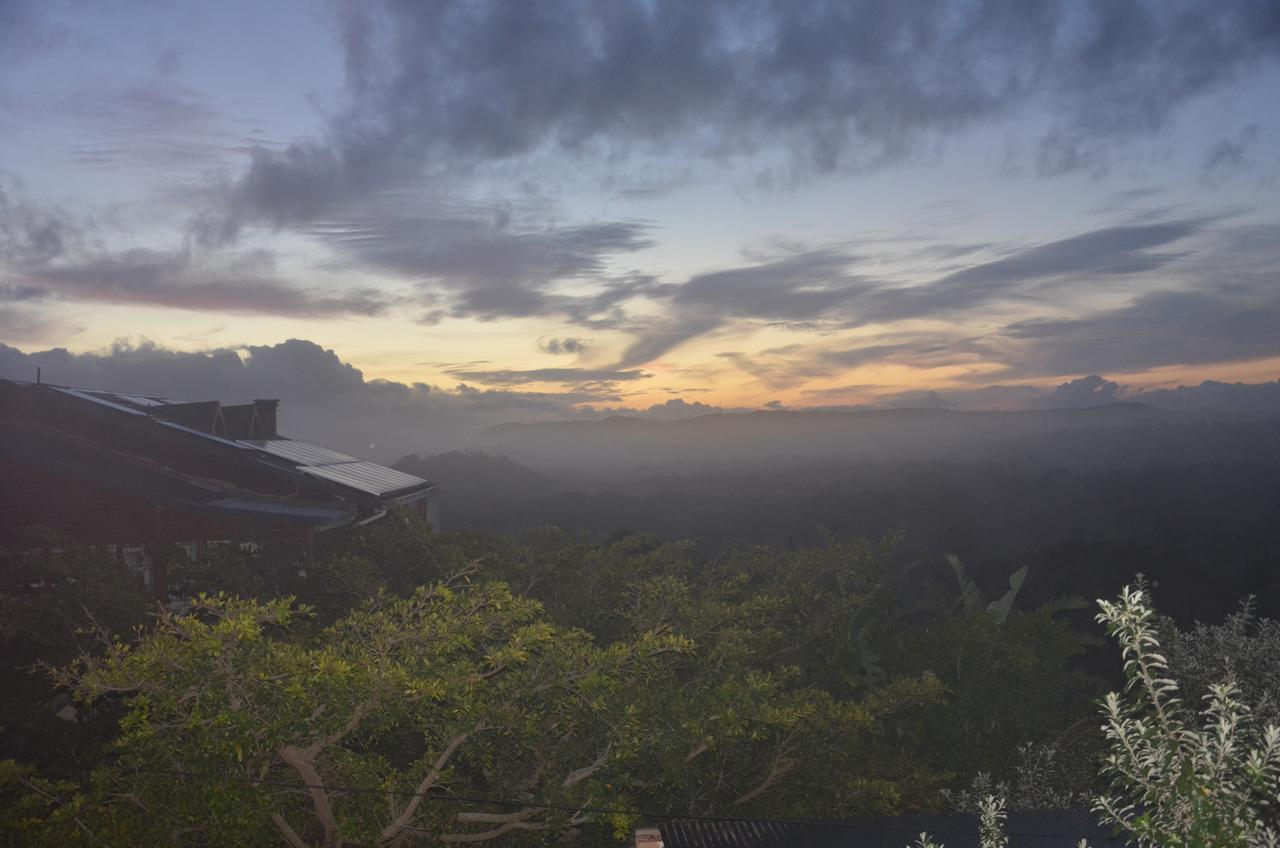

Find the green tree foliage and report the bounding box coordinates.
[318,523,1093,816]
[2,517,1103,843]
[0,758,88,843]
[49,585,688,846]
[0,539,152,775]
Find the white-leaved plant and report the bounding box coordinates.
[1095,585,1280,848]
[913,585,1280,848]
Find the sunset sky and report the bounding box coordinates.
[3,0,1279,421]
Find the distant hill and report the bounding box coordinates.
[392,450,553,531]
[474,404,1279,473]
[395,450,550,497]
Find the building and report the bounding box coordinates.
[0,378,435,596]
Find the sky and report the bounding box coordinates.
[2,0,1280,442]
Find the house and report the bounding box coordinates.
[634,810,1127,847]
[0,378,436,596]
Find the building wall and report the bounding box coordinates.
[0,453,302,546]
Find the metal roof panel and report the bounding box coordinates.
[241,439,359,466]
[155,419,251,449]
[300,460,430,497]
[50,386,146,416]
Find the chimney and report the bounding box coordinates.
[254,399,279,437]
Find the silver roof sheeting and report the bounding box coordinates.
[241,439,358,466]
[241,438,431,498]
[300,460,429,497]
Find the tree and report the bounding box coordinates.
[0,538,153,776]
[53,584,689,847]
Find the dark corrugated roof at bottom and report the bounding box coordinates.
[644,811,1126,848]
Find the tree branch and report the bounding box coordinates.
[732,754,797,806]
[272,812,311,848]
[303,698,378,759]
[378,727,477,844]
[278,744,339,848]
[562,743,612,788]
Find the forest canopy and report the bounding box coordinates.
[2,515,1278,845]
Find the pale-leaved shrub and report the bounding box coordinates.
[915,585,1280,848]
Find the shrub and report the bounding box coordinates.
[918,585,1280,848]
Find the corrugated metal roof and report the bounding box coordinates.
[241,439,359,466]
[107,392,180,407]
[155,418,252,450]
[239,438,431,497]
[300,460,429,497]
[50,386,146,416]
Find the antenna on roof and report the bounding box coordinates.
[36,367,41,385]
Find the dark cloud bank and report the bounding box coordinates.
[3,339,1278,467]
[234,0,1280,228]
[222,0,1278,335]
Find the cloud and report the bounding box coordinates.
[1033,374,1122,408]
[731,217,1277,383]
[611,250,865,366]
[612,218,1207,368]
[0,0,63,70]
[613,316,722,368]
[0,303,66,343]
[1201,125,1263,186]
[20,247,394,317]
[589,397,734,421]
[443,366,648,387]
[207,0,1280,239]
[540,337,590,355]
[81,0,1267,361]
[1089,187,1165,216]
[860,219,1206,324]
[60,80,243,172]
[1004,287,1280,376]
[718,350,821,390]
[675,250,865,320]
[0,179,394,318]
[311,195,653,322]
